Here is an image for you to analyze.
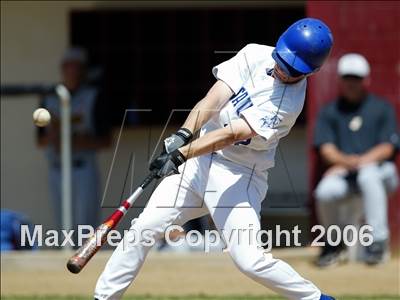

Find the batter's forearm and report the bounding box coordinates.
[179,128,235,159]
[181,81,233,133]
[179,119,256,159]
[181,100,217,134]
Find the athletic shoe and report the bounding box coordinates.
[365,240,388,265]
[316,242,347,268]
[320,294,336,300]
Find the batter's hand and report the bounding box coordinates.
[150,149,186,178]
[163,128,193,153]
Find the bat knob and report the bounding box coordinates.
[67,258,83,274]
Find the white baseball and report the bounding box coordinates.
[33,108,51,127]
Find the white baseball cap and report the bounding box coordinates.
[337,53,370,77]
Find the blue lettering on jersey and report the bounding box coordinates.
[230,87,253,115]
[260,114,282,129]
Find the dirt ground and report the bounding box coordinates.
[1,248,399,297]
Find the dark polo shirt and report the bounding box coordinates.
[314,94,399,156]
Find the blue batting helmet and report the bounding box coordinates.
[272,18,333,77]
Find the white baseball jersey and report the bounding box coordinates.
[201,43,306,171]
[95,44,322,300]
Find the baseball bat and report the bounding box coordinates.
[66,171,157,274]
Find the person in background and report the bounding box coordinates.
[37,47,112,234]
[314,53,399,266]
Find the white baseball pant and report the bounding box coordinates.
[315,161,399,242]
[94,153,321,300]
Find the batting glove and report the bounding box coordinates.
[150,149,186,178]
[163,128,193,153]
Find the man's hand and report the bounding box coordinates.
[150,149,186,178]
[164,128,193,153]
[320,144,360,170]
[344,154,361,170]
[358,143,395,166]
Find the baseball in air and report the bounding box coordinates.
[33,108,51,127]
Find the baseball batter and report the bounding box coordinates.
[95,18,335,300]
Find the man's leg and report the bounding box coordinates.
[380,161,399,194]
[48,167,62,231]
[357,163,392,264]
[73,159,100,230]
[94,173,208,300]
[214,207,321,299]
[357,163,389,242]
[204,162,323,300]
[314,170,350,229]
[314,171,350,267]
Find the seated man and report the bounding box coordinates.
[313,53,399,266]
[37,48,112,234]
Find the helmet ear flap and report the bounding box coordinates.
[272,48,305,77]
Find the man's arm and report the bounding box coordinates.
[181,80,234,134]
[150,116,256,178]
[74,90,112,151]
[179,118,257,159]
[359,143,395,165]
[37,116,60,149]
[320,143,360,170]
[358,101,398,165]
[150,78,254,178]
[320,142,395,171]
[182,44,261,133]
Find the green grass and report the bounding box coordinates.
[1,296,399,300]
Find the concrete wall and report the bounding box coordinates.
[1,1,308,230]
[1,0,97,228]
